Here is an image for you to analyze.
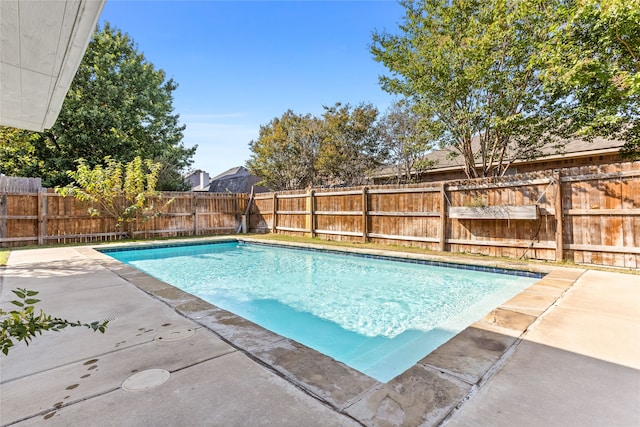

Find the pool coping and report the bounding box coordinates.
[86,236,586,426]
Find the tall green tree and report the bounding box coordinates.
[378,99,435,183]
[538,0,640,159]
[0,23,195,188]
[317,103,384,186]
[371,0,558,179]
[0,127,42,178]
[247,110,322,190]
[248,103,385,190]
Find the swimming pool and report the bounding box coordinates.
[103,241,540,382]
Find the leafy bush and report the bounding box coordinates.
[55,156,173,237]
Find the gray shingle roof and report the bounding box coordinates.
[376,136,624,177]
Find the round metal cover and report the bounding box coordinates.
[154,328,195,342]
[122,369,170,392]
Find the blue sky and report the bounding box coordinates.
[99,1,405,176]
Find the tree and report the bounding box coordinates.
[538,0,640,160]
[248,103,385,190]
[371,0,558,179]
[378,99,436,183]
[155,148,193,191]
[1,289,108,356]
[0,127,43,178]
[55,156,172,237]
[316,103,385,186]
[0,23,195,188]
[247,110,322,190]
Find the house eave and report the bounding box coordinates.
[0,0,106,132]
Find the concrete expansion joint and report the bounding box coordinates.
[439,384,480,426]
[520,269,585,335]
[439,336,526,426]
[254,367,366,427]
[5,386,122,426]
[419,363,475,387]
[340,382,384,412]
[168,349,238,375]
[1,343,142,385]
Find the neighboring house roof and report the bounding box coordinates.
[208,166,269,194]
[375,136,625,178]
[210,166,251,182]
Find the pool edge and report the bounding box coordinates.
[82,239,586,426]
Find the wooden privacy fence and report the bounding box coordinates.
[0,191,247,247]
[2,162,639,268]
[248,162,640,268]
[0,176,42,193]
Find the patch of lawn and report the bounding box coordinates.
[0,250,10,266]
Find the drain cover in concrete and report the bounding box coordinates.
[122,369,170,391]
[154,328,195,342]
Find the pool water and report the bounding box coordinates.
[104,242,539,382]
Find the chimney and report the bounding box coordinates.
[199,171,210,189]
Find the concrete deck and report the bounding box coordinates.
[1,240,638,426]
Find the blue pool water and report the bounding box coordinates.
[103,241,539,382]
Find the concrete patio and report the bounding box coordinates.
[1,240,638,426]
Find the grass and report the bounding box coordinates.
[0,250,9,266]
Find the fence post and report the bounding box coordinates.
[439,183,448,252]
[0,193,7,242]
[308,189,315,237]
[192,193,198,236]
[271,192,277,234]
[38,188,47,245]
[554,170,564,262]
[362,186,369,243]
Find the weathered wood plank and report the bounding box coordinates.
[565,243,640,255]
[315,229,364,237]
[368,233,439,243]
[448,206,539,220]
[276,226,310,233]
[314,210,362,216]
[366,211,440,217]
[367,187,440,195]
[446,238,555,249]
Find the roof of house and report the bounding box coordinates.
[376,136,625,178]
[208,166,269,194]
[210,166,252,181]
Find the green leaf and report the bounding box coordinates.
[1,288,109,356]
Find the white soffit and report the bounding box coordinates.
[0,0,105,131]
